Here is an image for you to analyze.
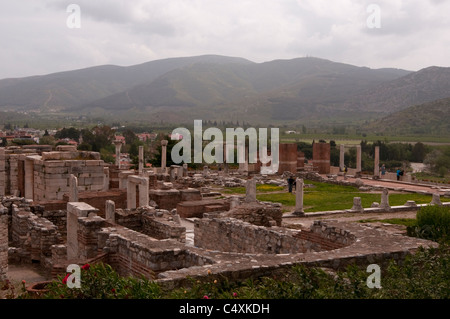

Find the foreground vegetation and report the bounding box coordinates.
[3,206,446,300]
[10,244,447,300]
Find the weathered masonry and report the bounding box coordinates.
[0,147,107,201]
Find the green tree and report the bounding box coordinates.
[411,142,428,163]
[79,126,115,153]
[55,127,81,142]
[39,135,56,146]
[123,129,138,145]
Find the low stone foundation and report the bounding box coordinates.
[222,202,283,227]
[115,207,186,243]
[98,226,213,279]
[177,199,230,218]
[194,218,356,254]
[63,190,127,217]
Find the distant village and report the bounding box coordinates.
[0,125,159,170]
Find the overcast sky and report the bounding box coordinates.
[1,0,449,79]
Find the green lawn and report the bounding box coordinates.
[224,180,435,213]
[222,184,285,194]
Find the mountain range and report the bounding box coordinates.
[0,54,449,130]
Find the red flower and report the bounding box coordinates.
[111,288,116,293]
[81,264,90,271]
[233,292,238,298]
[62,273,70,285]
[203,295,209,299]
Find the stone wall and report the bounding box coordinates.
[0,148,6,196]
[115,209,143,231]
[0,208,7,281]
[295,221,355,250]
[177,199,230,218]
[222,203,283,227]
[114,208,185,243]
[33,158,106,201]
[194,217,352,254]
[149,189,181,210]
[98,227,213,279]
[31,205,67,239]
[8,203,62,267]
[141,212,185,243]
[63,190,127,217]
[77,216,107,260]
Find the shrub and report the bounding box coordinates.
[37,263,162,299]
[408,205,450,243]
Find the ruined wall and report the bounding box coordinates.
[33,158,105,201]
[77,216,107,260]
[31,206,67,239]
[141,212,185,243]
[295,221,356,250]
[177,199,230,218]
[194,218,356,255]
[114,208,185,243]
[222,203,283,227]
[0,208,7,281]
[98,227,213,279]
[0,148,6,196]
[149,189,181,210]
[9,204,62,267]
[195,218,317,254]
[63,190,127,217]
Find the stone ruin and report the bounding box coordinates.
[0,144,443,288]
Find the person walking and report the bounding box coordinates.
[288,176,295,193]
[380,164,386,178]
[396,168,401,181]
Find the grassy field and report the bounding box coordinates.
[223,180,435,213]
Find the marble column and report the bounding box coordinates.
[294,178,304,216]
[374,146,380,177]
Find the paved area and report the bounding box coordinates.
[282,210,418,231]
[328,175,449,194]
[1,264,49,299]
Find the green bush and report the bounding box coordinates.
[408,205,450,243]
[28,246,449,300]
[37,263,162,299]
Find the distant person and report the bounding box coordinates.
[380,164,386,177]
[396,168,401,181]
[288,176,295,193]
[343,165,348,180]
